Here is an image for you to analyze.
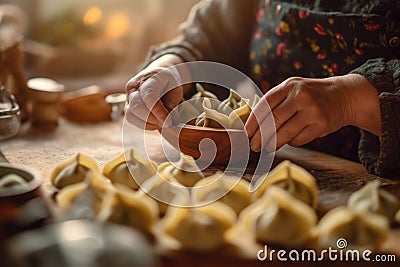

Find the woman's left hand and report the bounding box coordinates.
[245,74,381,152]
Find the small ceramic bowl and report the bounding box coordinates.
[0,163,42,205]
[27,78,64,102]
[161,124,259,167]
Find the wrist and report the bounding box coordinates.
[339,74,382,136]
[148,54,185,69]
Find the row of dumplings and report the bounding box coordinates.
[177,84,260,129]
[49,150,400,253]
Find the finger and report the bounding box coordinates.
[125,109,160,131]
[245,96,271,137]
[140,77,172,127]
[249,114,276,152]
[288,124,325,147]
[249,94,298,152]
[264,81,293,109]
[246,80,293,137]
[162,86,183,112]
[127,91,160,125]
[270,96,297,131]
[130,101,160,126]
[127,90,140,105]
[274,112,308,150]
[126,68,163,92]
[126,77,139,92]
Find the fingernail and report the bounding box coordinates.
[244,124,250,136]
[126,82,135,89]
[250,139,261,152]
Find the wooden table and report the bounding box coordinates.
[1,118,400,266]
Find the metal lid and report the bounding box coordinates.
[0,85,20,116]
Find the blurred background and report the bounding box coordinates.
[0,0,199,91]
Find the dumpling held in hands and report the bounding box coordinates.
[178,84,255,130]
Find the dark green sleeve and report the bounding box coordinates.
[144,0,259,74]
[350,58,400,178]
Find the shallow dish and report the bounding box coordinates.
[0,163,42,204]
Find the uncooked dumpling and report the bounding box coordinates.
[196,98,229,128]
[251,94,261,108]
[254,160,318,208]
[56,171,115,217]
[51,153,100,189]
[162,202,236,252]
[107,183,159,233]
[140,172,190,216]
[103,148,157,190]
[347,180,400,223]
[196,97,252,130]
[177,100,203,125]
[158,153,204,187]
[317,206,389,250]
[218,89,241,115]
[186,85,255,130]
[192,172,252,214]
[191,83,218,100]
[229,98,251,129]
[56,172,159,233]
[239,186,317,247]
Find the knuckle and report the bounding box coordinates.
[142,91,160,106]
[273,112,283,127]
[284,76,304,87]
[280,127,295,141]
[295,84,313,101]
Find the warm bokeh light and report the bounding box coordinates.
[83,6,102,26]
[105,12,130,39]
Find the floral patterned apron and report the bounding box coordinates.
[249,0,399,161]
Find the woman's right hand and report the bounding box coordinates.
[125,54,188,130]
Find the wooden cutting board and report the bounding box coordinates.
[2,119,400,266]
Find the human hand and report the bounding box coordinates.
[245,75,381,152]
[125,55,190,130]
